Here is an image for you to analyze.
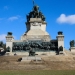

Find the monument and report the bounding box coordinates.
[70,40,75,52]
[21,5,50,42]
[5,1,64,56]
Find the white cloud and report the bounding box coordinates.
[0,34,16,43]
[4,6,8,10]
[0,34,6,41]
[57,14,75,24]
[8,16,19,21]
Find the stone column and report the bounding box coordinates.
[56,31,64,53]
[6,32,14,55]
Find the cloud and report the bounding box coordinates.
[0,34,16,43]
[0,15,21,22]
[0,15,22,22]
[4,6,8,10]
[8,16,19,21]
[0,34,6,42]
[57,14,75,24]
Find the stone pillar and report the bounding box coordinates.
[56,31,64,53]
[6,32,14,54]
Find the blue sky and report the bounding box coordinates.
[0,0,75,49]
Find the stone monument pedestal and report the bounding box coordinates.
[70,47,75,52]
[21,56,42,62]
[21,17,51,42]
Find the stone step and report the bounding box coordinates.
[21,56,42,62]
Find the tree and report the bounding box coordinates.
[0,41,3,47]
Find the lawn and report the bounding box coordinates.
[0,70,75,75]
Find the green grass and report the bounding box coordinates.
[0,70,75,75]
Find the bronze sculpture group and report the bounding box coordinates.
[12,41,51,52]
[9,40,63,55]
[26,5,45,22]
[70,40,75,47]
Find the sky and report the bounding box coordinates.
[0,0,75,49]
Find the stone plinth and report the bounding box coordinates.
[21,29,50,42]
[70,47,75,52]
[29,18,42,22]
[21,56,41,62]
[21,17,51,42]
[5,51,57,56]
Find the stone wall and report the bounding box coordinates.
[6,51,56,56]
[21,35,50,42]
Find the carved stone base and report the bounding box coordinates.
[21,29,51,42]
[70,47,75,52]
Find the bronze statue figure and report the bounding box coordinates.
[7,32,12,35]
[70,40,75,47]
[26,3,46,22]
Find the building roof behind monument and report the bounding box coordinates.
[26,4,46,22]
